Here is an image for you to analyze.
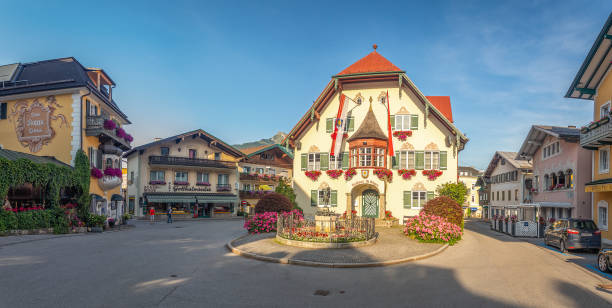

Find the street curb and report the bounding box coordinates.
[226,234,449,268]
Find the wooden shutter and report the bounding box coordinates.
[310,190,318,207]
[415,151,425,170]
[392,151,399,169]
[85,100,91,117]
[88,147,93,166]
[427,191,435,201]
[390,115,395,130]
[411,114,418,130]
[348,116,355,131]
[326,118,333,133]
[403,191,412,208]
[301,154,307,171]
[96,149,102,169]
[331,190,337,207]
[440,151,447,170]
[341,152,349,169]
[0,103,6,119]
[320,153,329,171]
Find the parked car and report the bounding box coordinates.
[598,248,612,273]
[544,219,601,252]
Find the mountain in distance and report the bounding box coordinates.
[233,132,287,149]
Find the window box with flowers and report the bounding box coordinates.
[392,131,412,141]
[174,181,189,186]
[326,169,343,179]
[344,168,357,180]
[398,169,416,180]
[196,182,211,186]
[374,168,393,181]
[422,170,443,181]
[149,180,166,185]
[91,167,104,179]
[305,170,322,181]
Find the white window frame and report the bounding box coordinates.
[399,150,415,169]
[218,174,229,185]
[601,101,611,120]
[599,200,608,230]
[308,153,321,171]
[359,147,372,167]
[412,191,427,209]
[394,114,411,131]
[329,154,342,170]
[196,172,209,183]
[374,148,385,167]
[424,151,440,170]
[174,171,188,182]
[150,170,165,181]
[318,188,331,207]
[542,141,561,160]
[600,148,610,174]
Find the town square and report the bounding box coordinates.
[1,1,612,307]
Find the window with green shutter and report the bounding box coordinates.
[326,118,333,133]
[415,151,425,170]
[390,115,395,130]
[411,114,418,130]
[427,191,435,201]
[310,190,318,207]
[404,191,412,208]
[392,151,399,169]
[331,190,337,207]
[347,116,355,131]
[320,153,329,171]
[301,154,307,171]
[440,151,447,170]
[342,152,349,169]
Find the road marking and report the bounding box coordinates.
[585,264,612,281]
[538,243,569,256]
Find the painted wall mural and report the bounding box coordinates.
[9,96,67,152]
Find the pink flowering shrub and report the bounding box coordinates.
[244,212,278,234]
[404,214,462,245]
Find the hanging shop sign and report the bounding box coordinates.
[172,185,212,192]
[9,96,67,153]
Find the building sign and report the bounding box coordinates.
[172,185,211,192]
[351,180,379,189]
[9,96,67,153]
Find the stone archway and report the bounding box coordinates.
[349,184,384,219]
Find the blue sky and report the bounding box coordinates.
[1,1,611,169]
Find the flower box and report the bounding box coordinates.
[305,170,322,181]
[374,168,393,181]
[326,169,343,179]
[149,180,166,185]
[422,169,443,180]
[174,181,189,186]
[344,168,356,180]
[196,182,211,186]
[398,169,416,179]
[392,130,412,141]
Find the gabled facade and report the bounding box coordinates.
[566,13,612,244]
[516,125,591,220]
[285,46,468,219]
[238,144,293,212]
[484,151,533,217]
[0,57,132,219]
[124,129,243,218]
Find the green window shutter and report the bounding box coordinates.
[427,191,435,202]
[390,115,395,130]
[311,190,318,207]
[403,191,412,208]
[392,151,399,169]
[301,154,307,171]
[348,116,355,132]
[415,151,424,170]
[96,150,102,169]
[326,118,333,133]
[411,114,419,130]
[320,153,329,171]
[440,151,447,170]
[341,152,349,169]
[331,190,337,207]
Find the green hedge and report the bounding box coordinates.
[0,208,71,234]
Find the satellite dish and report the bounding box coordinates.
[445,135,453,147]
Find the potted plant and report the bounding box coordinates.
[88,214,106,232]
[510,215,518,236]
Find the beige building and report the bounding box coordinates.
[283,47,468,220]
[458,166,483,217]
[124,129,243,218]
[484,151,533,218]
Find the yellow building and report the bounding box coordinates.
[284,46,468,220]
[0,57,132,219]
[124,129,243,218]
[458,166,483,218]
[566,13,612,246]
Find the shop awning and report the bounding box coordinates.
[90,194,104,201]
[585,178,612,192]
[111,194,123,201]
[146,195,197,203]
[196,195,238,203]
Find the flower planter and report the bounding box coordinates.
[538,223,546,238]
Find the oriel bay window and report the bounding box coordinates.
[349,146,386,168]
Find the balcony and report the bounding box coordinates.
[239,173,283,182]
[85,115,131,150]
[217,184,232,192]
[239,190,274,199]
[149,155,236,169]
[580,118,612,149]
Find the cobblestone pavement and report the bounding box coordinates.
[232,227,443,263]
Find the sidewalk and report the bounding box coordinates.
[0,223,135,248]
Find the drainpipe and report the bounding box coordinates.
[79,87,92,150]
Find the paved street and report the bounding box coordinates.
[0,219,611,307]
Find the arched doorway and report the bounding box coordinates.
[362,189,379,218]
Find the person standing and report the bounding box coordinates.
[149,207,155,223]
[167,207,173,224]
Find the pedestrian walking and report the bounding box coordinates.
[149,207,155,223]
[167,207,173,223]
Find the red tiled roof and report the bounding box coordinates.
[426,96,453,123]
[337,51,402,75]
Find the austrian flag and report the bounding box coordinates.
[330,94,349,156]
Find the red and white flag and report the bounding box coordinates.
[386,90,394,157]
[331,94,349,157]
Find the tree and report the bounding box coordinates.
[422,196,463,229]
[436,181,469,206]
[275,177,302,212]
[255,192,293,213]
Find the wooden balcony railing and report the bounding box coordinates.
[149,155,236,169]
